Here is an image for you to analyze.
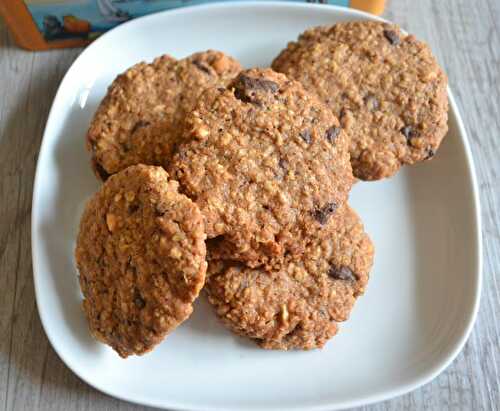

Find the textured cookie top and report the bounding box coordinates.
[75,165,207,357]
[87,50,242,180]
[206,205,374,350]
[272,21,448,180]
[170,68,354,264]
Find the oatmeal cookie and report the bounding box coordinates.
[170,68,354,264]
[272,21,448,180]
[87,50,241,180]
[75,165,207,357]
[206,205,374,349]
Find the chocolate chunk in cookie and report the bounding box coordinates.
[312,202,338,225]
[383,29,401,45]
[233,74,280,105]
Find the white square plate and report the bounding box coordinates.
[32,2,482,410]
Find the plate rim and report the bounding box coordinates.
[31,2,483,410]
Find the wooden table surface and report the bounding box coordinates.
[1,1,499,410]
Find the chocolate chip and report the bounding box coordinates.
[133,290,146,309]
[327,266,357,282]
[325,126,341,144]
[128,203,140,214]
[233,74,279,104]
[131,120,150,134]
[234,88,252,104]
[206,234,226,249]
[121,141,134,153]
[339,107,348,119]
[193,60,212,74]
[401,125,418,141]
[278,158,288,170]
[364,94,379,111]
[155,203,167,216]
[383,29,400,45]
[93,160,110,181]
[312,202,338,225]
[425,147,436,160]
[300,129,312,144]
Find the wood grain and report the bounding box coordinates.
[0,1,498,410]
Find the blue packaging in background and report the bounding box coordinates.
[26,0,374,41]
[0,1,384,50]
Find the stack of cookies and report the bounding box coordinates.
[75,21,448,357]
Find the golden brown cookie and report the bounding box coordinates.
[170,68,354,265]
[272,21,448,180]
[205,205,374,350]
[75,165,207,357]
[87,50,242,180]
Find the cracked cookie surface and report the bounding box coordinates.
[205,205,374,350]
[272,21,448,180]
[75,165,207,357]
[87,50,241,180]
[170,68,354,265]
